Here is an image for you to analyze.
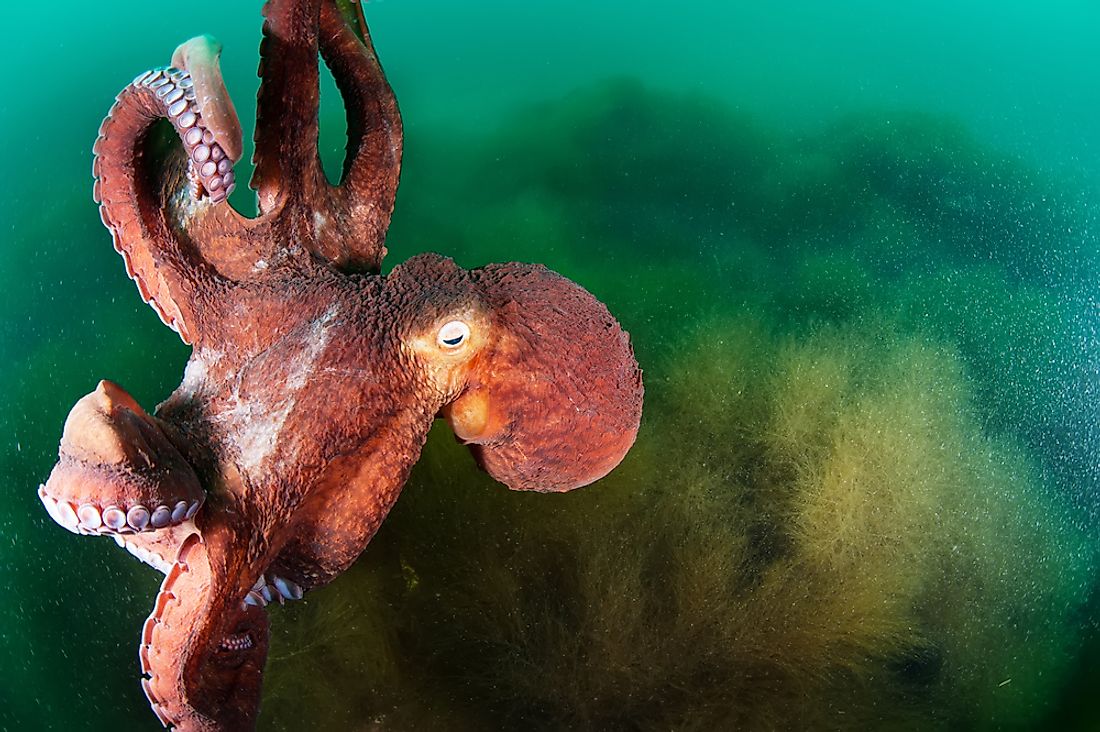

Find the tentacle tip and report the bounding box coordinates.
[172,34,243,162]
[170,35,223,75]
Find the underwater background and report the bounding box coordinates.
[1,0,1097,729]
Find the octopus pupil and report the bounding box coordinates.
[443,335,464,346]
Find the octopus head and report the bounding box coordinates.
[396,254,644,493]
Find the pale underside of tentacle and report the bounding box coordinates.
[171,35,244,165]
[40,484,200,538]
[114,522,198,574]
[127,67,238,202]
[241,570,306,609]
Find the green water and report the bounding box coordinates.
[1,1,1097,729]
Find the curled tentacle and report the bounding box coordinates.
[140,532,271,731]
[117,65,239,202]
[316,0,403,272]
[93,35,244,343]
[171,35,244,165]
[40,381,204,535]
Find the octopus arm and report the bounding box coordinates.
[252,0,326,215]
[93,35,250,344]
[140,531,270,731]
[113,523,199,575]
[316,0,403,272]
[271,411,436,592]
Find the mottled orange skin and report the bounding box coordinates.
[38,1,642,730]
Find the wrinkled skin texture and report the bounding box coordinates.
[36,1,643,729]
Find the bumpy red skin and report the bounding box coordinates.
[39,1,643,730]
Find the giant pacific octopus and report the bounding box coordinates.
[36,1,643,729]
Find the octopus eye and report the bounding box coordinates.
[437,320,470,349]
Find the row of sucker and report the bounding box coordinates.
[140,532,203,729]
[219,633,254,652]
[242,572,305,610]
[38,485,200,536]
[112,531,194,575]
[130,66,237,202]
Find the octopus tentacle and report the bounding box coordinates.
[252,0,325,215]
[171,36,244,166]
[40,380,204,536]
[113,523,198,574]
[93,37,244,343]
[140,532,271,731]
[315,0,403,272]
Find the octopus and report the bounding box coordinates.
[35,1,643,729]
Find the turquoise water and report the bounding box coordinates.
[1,1,1097,729]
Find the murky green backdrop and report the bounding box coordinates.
[1,1,1097,730]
